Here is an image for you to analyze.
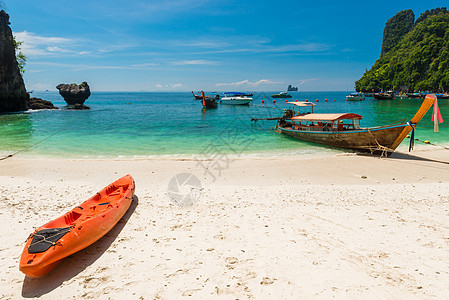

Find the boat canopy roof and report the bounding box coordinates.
[287,101,316,107]
[224,92,245,95]
[291,113,363,122]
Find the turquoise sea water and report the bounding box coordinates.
[0,91,448,158]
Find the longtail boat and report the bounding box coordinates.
[19,175,135,278]
[267,94,436,155]
[201,91,218,108]
[192,91,203,100]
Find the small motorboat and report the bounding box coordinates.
[374,91,394,100]
[271,92,292,98]
[220,92,252,105]
[346,93,365,101]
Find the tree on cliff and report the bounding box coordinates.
[13,36,26,74]
[356,8,449,92]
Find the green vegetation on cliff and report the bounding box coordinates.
[13,36,26,74]
[380,9,415,57]
[356,7,449,92]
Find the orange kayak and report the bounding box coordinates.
[19,174,135,278]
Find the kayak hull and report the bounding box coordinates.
[19,175,135,278]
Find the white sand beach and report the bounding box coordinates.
[1,147,449,299]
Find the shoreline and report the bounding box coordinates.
[0,142,447,161]
[1,148,449,298]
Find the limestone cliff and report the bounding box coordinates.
[380,9,415,57]
[0,10,28,112]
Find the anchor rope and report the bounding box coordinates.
[366,128,393,157]
[0,126,67,161]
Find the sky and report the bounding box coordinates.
[1,0,447,91]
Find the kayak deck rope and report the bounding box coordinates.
[27,226,74,253]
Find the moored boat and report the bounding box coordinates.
[19,175,135,278]
[271,92,292,98]
[406,92,425,99]
[193,91,220,100]
[269,95,436,155]
[220,92,252,105]
[374,91,394,100]
[224,92,254,97]
[192,91,203,100]
[436,93,449,99]
[201,91,218,108]
[346,92,365,101]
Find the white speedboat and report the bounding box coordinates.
[346,92,365,101]
[219,92,252,105]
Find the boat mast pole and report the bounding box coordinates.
[390,94,436,150]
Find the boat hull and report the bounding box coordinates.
[19,175,135,278]
[203,98,218,108]
[220,97,252,105]
[278,124,407,154]
[346,96,365,101]
[271,94,292,98]
[374,94,394,100]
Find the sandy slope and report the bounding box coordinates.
[1,148,449,299]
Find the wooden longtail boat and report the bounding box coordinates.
[274,94,436,155]
[201,91,218,108]
[192,91,203,100]
[19,175,135,278]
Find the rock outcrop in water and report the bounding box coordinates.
[0,10,29,112]
[67,103,90,110]
[56,82,91,105]
[27,97,58,110]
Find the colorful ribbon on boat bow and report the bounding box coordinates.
[407,121,415,151]
[432,97,443,132]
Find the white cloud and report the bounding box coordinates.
[191,41,332,55]
[14,31,75,56]
[131,62,159,67]
[170,60,217,65]
[154,83,183,89]
[31,61,153,71]
[216,79,279,87]
[46,46,72,53]
[28,83,53,91]
[298,78,320,85]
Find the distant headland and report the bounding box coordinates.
[356,7,449,93]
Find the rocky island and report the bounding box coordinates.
[287,85,298,91]
[56,82,91,105]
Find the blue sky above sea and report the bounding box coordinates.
[2,0,447,92]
